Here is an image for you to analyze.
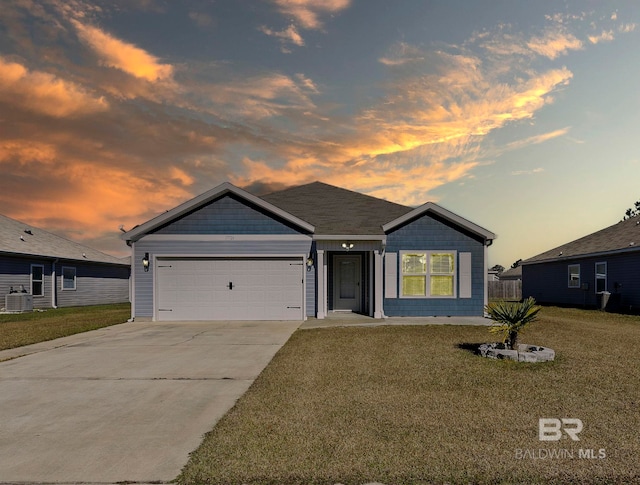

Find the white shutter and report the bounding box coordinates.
[459,252,472,298]
[384,252,398,298]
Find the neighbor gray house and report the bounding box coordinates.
[522,216,640,313]
[122,182,495,321]
[0,214,130,310]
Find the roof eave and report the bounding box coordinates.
[382,202,496,241]
[523,245,640,265]
[122,182,315,242]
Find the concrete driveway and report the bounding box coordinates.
[0,320,300,484]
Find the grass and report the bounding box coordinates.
[178,307,640,484]
[0,303,131,351]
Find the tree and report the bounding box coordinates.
[485,297,541,350]
[490,264,505,274]
[623,199,640,220]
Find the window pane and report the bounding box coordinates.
[595,263,606,277]
[403,276,426,296]
[402,254,426,274]
[32,281,43,296]
[568,265,580,287]
[596,278,606,293]
[63,267,76,290]
[431,275,454,296]
[431,253,454,274]
[32,266,43,280]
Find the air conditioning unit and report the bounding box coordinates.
[5,293,34,313]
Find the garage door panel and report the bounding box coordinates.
[156,258,303,321]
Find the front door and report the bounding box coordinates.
[333,255,361,312]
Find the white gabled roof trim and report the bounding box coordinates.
[122,182,315,243]
[382,202,496,241]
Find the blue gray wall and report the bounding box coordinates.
[0,255,129,309]
[523,251,640,313]
[383,213,486,316]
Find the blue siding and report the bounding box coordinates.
[523,251,640,313]
[1,255,129,309]
[133,239,312,318]
[55,262,130,307]
[152,194,304,235]
[383,213,486,316]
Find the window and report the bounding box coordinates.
[568,264,580,288]
[31,264,44,296]
[401,251,456,297]
[62,266,76,290]
[595,262,607,293]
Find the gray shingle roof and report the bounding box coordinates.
[0,214,128,265]
[524,216,640,264]
[499,266,522,279]
[261,182,412,235]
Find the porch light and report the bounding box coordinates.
[341,242,354,252]
[306,257,314,271]
[142,252,150,272]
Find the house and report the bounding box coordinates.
[122,182,496,321]
[498,265,522,281]
[522,216,640,313]
[0,214,130,310]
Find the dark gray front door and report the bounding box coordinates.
[333,255,361,312]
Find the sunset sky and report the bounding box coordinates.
[1,0,639,268]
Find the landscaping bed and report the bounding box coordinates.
[178,306,640,484]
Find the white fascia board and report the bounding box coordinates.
[382,202,496,241]
[122,182,314,242]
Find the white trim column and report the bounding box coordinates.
[374,250,383,318]
[484,244,489,311]
[316,250,325,319]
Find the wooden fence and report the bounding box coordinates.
[488,280,522,301]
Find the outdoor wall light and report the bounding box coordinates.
[142,252,150,272]
[341,242,354,252]
[306,257,314,271]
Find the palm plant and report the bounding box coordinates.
[485,297,541,350]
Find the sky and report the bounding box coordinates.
[1,0,639,268]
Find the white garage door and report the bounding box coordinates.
[155,258,304,321]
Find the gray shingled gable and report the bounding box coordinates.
[0,214,127,265]
[524,216,640,264]
[261,182,412,235]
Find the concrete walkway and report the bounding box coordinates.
[301,312,491,329]
[0,320,300,484]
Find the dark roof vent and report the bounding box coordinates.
[24,229,33,235]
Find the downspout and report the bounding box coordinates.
[51,258,59,309]
[128,241,135,322]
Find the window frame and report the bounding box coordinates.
[400,250,457,299]
[30,264,45,297]
[62,266,77,291]
[568,264,581,288]
[595,262,607,294]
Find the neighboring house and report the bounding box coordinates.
[487,270,500,282]
[499,266,522,281]
[522,217,640,313]
[0,214,130,310]
[122,182,495,321]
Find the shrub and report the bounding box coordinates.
[485,297,541,350]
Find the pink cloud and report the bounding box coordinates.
[0,57,108,117]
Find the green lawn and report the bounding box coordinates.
[0,303,131,351]
[178,307,640,485]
